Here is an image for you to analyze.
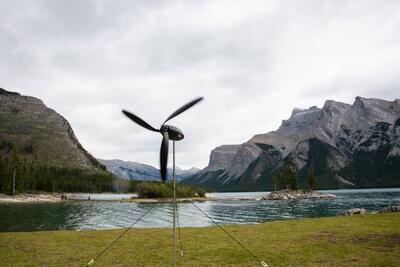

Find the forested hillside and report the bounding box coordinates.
[0,88,134,194]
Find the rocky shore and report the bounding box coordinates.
[0,193,210,203]
[260,189,336,200]
[344,205,400,215]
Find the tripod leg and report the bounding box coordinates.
[176,201,184,256]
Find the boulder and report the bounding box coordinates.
[381,205,400,213]
[345,208,367,215]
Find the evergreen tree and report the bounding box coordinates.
[0,154,5,193]
[11,147,25,193]
[282,162,297,190]
[0,140,144,194]
[307,168,316,191]
[1,155,12,194]
[10,147,19,194]
[272,170,281,191]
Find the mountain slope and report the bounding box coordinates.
[0,88,104,170]
[0,87,118,194]
[99,158,200,181]
[186,97,400,191]
[99,159,160,181]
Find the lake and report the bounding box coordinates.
[1,188,399,232]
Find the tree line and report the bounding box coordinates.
[0,143,139,195]
[272,162,316,191]
[0,142,205,196]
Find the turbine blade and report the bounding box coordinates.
[160,131,169,182]
[163,97,203,125]
[122,110,160,132]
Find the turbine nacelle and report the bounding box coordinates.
[161,125,184,141]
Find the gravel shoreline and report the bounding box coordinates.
[0,193,63,203]
[260,189,336,200]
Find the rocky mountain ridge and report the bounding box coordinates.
[0,87,103,170]
[0,87,123,194]
[99,158,200,181]
[186,97,400,191]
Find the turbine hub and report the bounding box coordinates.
[162,125,184,141]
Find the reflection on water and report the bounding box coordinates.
[67,193,136,201]
[1,188,399,232]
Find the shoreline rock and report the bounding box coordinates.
[345,208,367,215]
[260,190,336,200]
[380,205,400,213]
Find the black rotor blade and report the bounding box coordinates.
[163,97,203,125]
[122,110,160,132]
[160,131,169,182]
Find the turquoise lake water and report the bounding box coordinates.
[1,188,399,232]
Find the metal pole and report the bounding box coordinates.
[173,141,176,267]
[12,167,16,195]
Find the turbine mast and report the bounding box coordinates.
[173,141,176,267]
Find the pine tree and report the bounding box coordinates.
[282,162,297,190]
[307,168,316,191]
[11,146,24,194]
[2,156,12,194]
[10,147,18,194]
[0,154,4,193]
[272,170,281,191]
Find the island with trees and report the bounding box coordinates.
[261,162,336,200]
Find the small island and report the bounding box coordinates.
[261,189,336,200]
[122,181,207,203]
[261,163,336,200]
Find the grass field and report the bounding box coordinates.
[0,213,399,266]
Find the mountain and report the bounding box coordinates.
[185,97,400,191]
[0,88,104,169]
[0,87,114,194]
[98,159,159,181]
[175,166,201,180]
[99,158,200,181]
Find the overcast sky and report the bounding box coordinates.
[1,0,399,169]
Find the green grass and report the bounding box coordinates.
[0,213,399,266]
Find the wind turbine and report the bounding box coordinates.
[122,97,203,266]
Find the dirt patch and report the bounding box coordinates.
[307,231,341,244]
[308,232,400,248]
[351,233,400,249]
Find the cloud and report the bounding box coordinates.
[0,0,399,169]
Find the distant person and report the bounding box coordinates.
[88,195,91,201]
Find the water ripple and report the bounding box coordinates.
[1,188,399,231]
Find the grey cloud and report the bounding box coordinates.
[1,0,400,169]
